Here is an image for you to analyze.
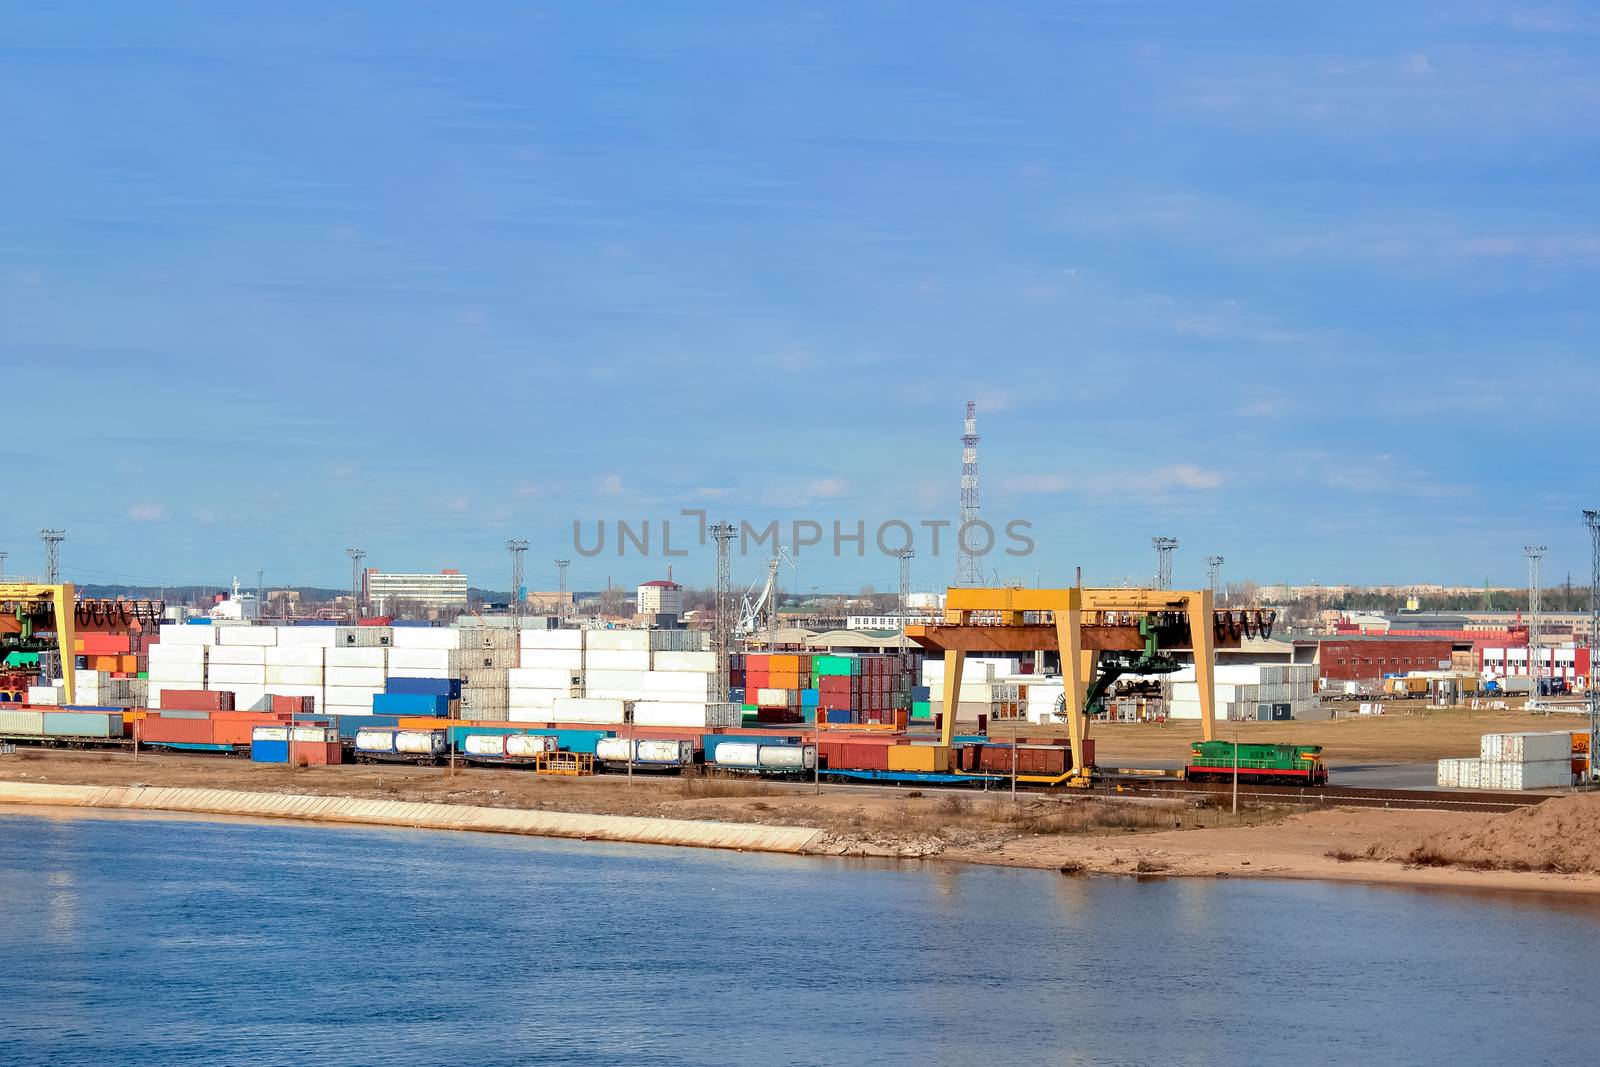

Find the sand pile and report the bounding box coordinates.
[1374,794,1600,874]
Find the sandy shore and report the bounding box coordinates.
[4,747,1595,896]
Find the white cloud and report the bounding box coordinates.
[514,481,542,498]
[599,473,625,496]
[1402,52,1432,76]
[805,477,848,499]
[441,495,470,513]
[1002,465,1222,496]
[693,486,736,500]
[128,503,165,522]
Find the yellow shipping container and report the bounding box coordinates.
[887,744,949,773]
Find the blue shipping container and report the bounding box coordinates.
[372,693,450,716]
[385,677,462,699]
[333,714,402,739]
[252,739,289,763]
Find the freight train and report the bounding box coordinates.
[0,705,1331,790]
[1184,741,1328,786]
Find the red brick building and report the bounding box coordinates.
[1314,637,1464,682]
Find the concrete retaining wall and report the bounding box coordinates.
[0,782,826,854]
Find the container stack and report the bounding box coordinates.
[743,653,808,722]
[510,629,585,719]
[264,626,334,709]
[146,625,214,710]
[324,644,388,718]
[1167,664,1320,722]
[457,627,517,721]
[1436,731,1577,790]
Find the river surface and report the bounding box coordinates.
[3,810,1596,1066]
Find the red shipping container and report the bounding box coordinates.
[287,740,342,765]
[160,690,235,712]
[270,695,317,716]
[137,715,217,744]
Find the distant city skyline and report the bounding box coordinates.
[4,3,1597,589]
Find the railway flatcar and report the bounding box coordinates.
[594,737,695,773]
[353,726,447,765]
[1184,741,1327,786]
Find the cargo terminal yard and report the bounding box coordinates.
[4,562,1600,893]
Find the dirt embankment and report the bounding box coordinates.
[7,749,1600,895]
[1362,793,1600,875]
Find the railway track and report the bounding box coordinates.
[1109,778,1554,813]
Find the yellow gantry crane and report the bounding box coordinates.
[0,583,77,705]
[907,585,1273,785]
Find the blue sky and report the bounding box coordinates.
[3,2,1597,594]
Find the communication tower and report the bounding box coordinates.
[956,401,982,587]
[40,529,65,584]
[1153,537,1179,590]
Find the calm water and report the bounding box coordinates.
[3,812,1597,1066]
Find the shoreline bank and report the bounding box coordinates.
[3,773,1599,899]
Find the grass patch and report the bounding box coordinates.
[677,776,775,799]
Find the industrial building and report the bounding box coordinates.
[636,579,683,620]
[366,569,468,615]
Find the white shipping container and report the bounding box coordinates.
[146,668,205,686]
[551,697,629,724]
[325,666,387,688]
[264,646,325,668]
[584,669,646,696]
[387,648,461,675]
[27,685,60,705]
[756,687,796,707]
[1482,759,1571,791]
[325,647,386,669]
[159,624,218,646]
[324,685,382,707]
[1480,731,1572,764]
[207,663,266,685]
[390,627,463,650]
[632,701,742,728]
[206,645,267,666]
[520,628,585,650]
[148,643,206,665]
[216,626,278,647]
[519,649,584,670]
[652,650,716,673]
[264,665,324,686]
[584,630,649,652]
[640,671,714,698]
[586,649,651,671]
[508,667,582,690]
[507,688,560,709]
[275,626,338,648]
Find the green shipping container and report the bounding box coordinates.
[812,655,858,677]
[911,701,932,719]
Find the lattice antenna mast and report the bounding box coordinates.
[898,551,914,647]
[1584,511,1599,779]
[1206,555,1224,600]
[955,401,982,586]
[346,548,366,623]
[1153,537,1179,590]
[1526,545,1546,697]
[0,551,7,581]
[40,529,65,584]
[710,522,736,703]
[554,559,571,621]
[506,540,529,628]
